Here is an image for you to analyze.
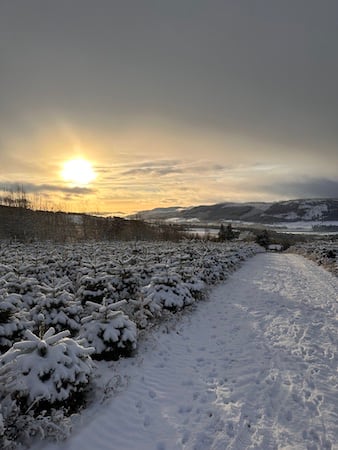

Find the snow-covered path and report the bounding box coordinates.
[39,253,338,450]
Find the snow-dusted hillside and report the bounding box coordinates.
[134,198,338,224]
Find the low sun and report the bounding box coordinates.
[61,158,96,186]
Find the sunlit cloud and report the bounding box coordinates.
[122,166,184,177]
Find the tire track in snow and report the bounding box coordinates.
[37,253,338,450]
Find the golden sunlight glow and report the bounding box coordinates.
[61,158,96,185]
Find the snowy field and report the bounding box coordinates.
[0,240,261,448]
[271,221,338,232]
[31,253,338,450]
[0,241,337,449]
[187,222,338,239]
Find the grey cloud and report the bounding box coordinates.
[119,160,229,177]
[119,160,181,169]
[1,0,338,158]
[122,167,183,176]
[0,182,95,195]
[211,164,227,171]
[262,178,338,199]
[96,160,183,177]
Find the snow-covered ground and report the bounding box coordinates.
[270,221,338,234]
[34,253,338,450]
[186,222,338,238]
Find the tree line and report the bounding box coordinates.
[0,185,31,209]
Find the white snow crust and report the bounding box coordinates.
[34,253,338,450]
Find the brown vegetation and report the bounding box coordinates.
[0,205,187,242]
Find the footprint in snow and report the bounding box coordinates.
[148,390,157,399]
[285,410,293,422]
[143,415,151,427]
[181,430,190,444]
[178,404,193,414]
[181,379,194,386]
[135,400,144,413]
[226,421,235,438]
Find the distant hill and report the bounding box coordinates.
[133,199,338,223]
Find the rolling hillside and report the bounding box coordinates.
[135,199,338,224]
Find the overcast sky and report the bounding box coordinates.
[1,0,337,214]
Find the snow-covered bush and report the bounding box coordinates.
[0,394,72,449]
[143,271,195,312]
[288,241,338,276]
[80,301,137,360]
[13,276,42,308]
[30,280,82,335]
[0,328,94,415]
[77,273,117,306]
[0,292,32,353]
[109,263,141,302]
[176,267,206,300]
[1,273,40,299]
[129,293,162,329]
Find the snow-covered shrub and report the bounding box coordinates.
[135,262,153,286]
[129,293,162,329]
[0,263,13,278]
[198,257,224,284]
[30,280,82,335]
[0,393,72,449]
[176,267,206,300]
[143,271,194,312]
[0,272,20,293]
[1,273,40,299]
[0,401,13,449]
[13,276,42,309]
[80,301,137,360]
[0,328,94,416]
[109,264,141,302]
[0,292,32,353]
[288,241,338,276]
[77,273,117,306]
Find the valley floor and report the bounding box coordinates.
[33,253,338,450]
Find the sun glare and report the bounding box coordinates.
[61,158,96,186]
